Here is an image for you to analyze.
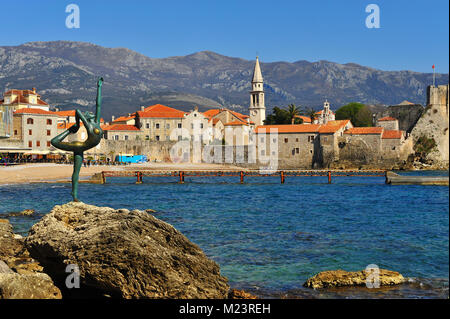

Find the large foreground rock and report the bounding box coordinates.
[304,269,406,289]
[0,219,61,299]
[25,202,229,298]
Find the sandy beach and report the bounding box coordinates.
[0,162,245,185]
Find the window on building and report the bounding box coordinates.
[191,123,194,129]
[114,135,119,140]
[178,135,182,141]
[284,138,288,143]
[166,124,170,129]
[272,151,276,155]
[155,123,160,129]
[200,123,204,129]
[124,135,129,140]
[47,141,51,147]
[296,138,299,142]
[146,123,150,129]
[47,130,51,136]
[296,148,299,154]
[28,129,32,135]
[260,137,265,143]
[292,149,295,155]
[27,118,34,125]
[145,135,150,140]
[273,138,277,143]
[178,123,182,128]
[308,135,315,142]
[260,150,265,156]
[36,141,40,147]
[323,137,328,142]
[14,130,17,135]
[310,149,313,154]
[47,119,52,125]
[156,135,160,141]
[28,141,32,147]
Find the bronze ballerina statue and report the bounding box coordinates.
[51,77,104,202]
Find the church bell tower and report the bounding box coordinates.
[249,56,266,126]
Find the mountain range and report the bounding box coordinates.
[0,41,448,120]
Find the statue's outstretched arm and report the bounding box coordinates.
[95,77,103,124]
[76,109,89,129]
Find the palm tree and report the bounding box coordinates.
[305,108,317,124]
[287,104,301,124]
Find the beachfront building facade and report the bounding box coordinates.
[376,116,399,130]
[254,120,352,168]
[135,104,186,142]
[0,88,50,112]
[12,108,59,151]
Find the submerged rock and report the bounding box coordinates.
[304,269,406,289]
[25,202,229,299]
[228,289,258,299]
[5,209,35,217]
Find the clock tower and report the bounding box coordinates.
[249,56,266,126]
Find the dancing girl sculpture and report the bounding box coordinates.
[51,77,104,202]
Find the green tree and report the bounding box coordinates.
[287,104,301,124]
[305,107,317,123]
[264,105,303,125]
[335,102,373,127]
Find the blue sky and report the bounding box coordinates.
[1,0,448,73]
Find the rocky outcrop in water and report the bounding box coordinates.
[0,219,61,299]
[304,269,406,289]
[25,202,229,298]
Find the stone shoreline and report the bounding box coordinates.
[1,203,409,299]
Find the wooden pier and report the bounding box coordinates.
[95,169,388,184]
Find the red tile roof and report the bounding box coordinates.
[55,110,76,117]
[3,89,48,106]
[294,115,312,123]
[344,127,384,135]
[102,124,140,131]
[113,114,136,122]
[382,130,403,139]
[137,104,186,118]
[318,120,350,133]
[203,109,222,119]
[255,124,322,134]
[204,108,249,123]
[224,121,249,126]
[378,116,397,122]
[13,108,56,115]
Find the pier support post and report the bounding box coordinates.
[179,171,185,184]
[281,171,285,184]
[101,172,106,184]
[328,171,331,184]
[136,172,143,184]
[240,171,244,184]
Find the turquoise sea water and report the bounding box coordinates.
[0,171,448,298]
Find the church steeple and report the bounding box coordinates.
[249,56,265,126]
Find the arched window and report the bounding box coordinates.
[27,118,34,125]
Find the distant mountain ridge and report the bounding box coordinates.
[0,41,448,120]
